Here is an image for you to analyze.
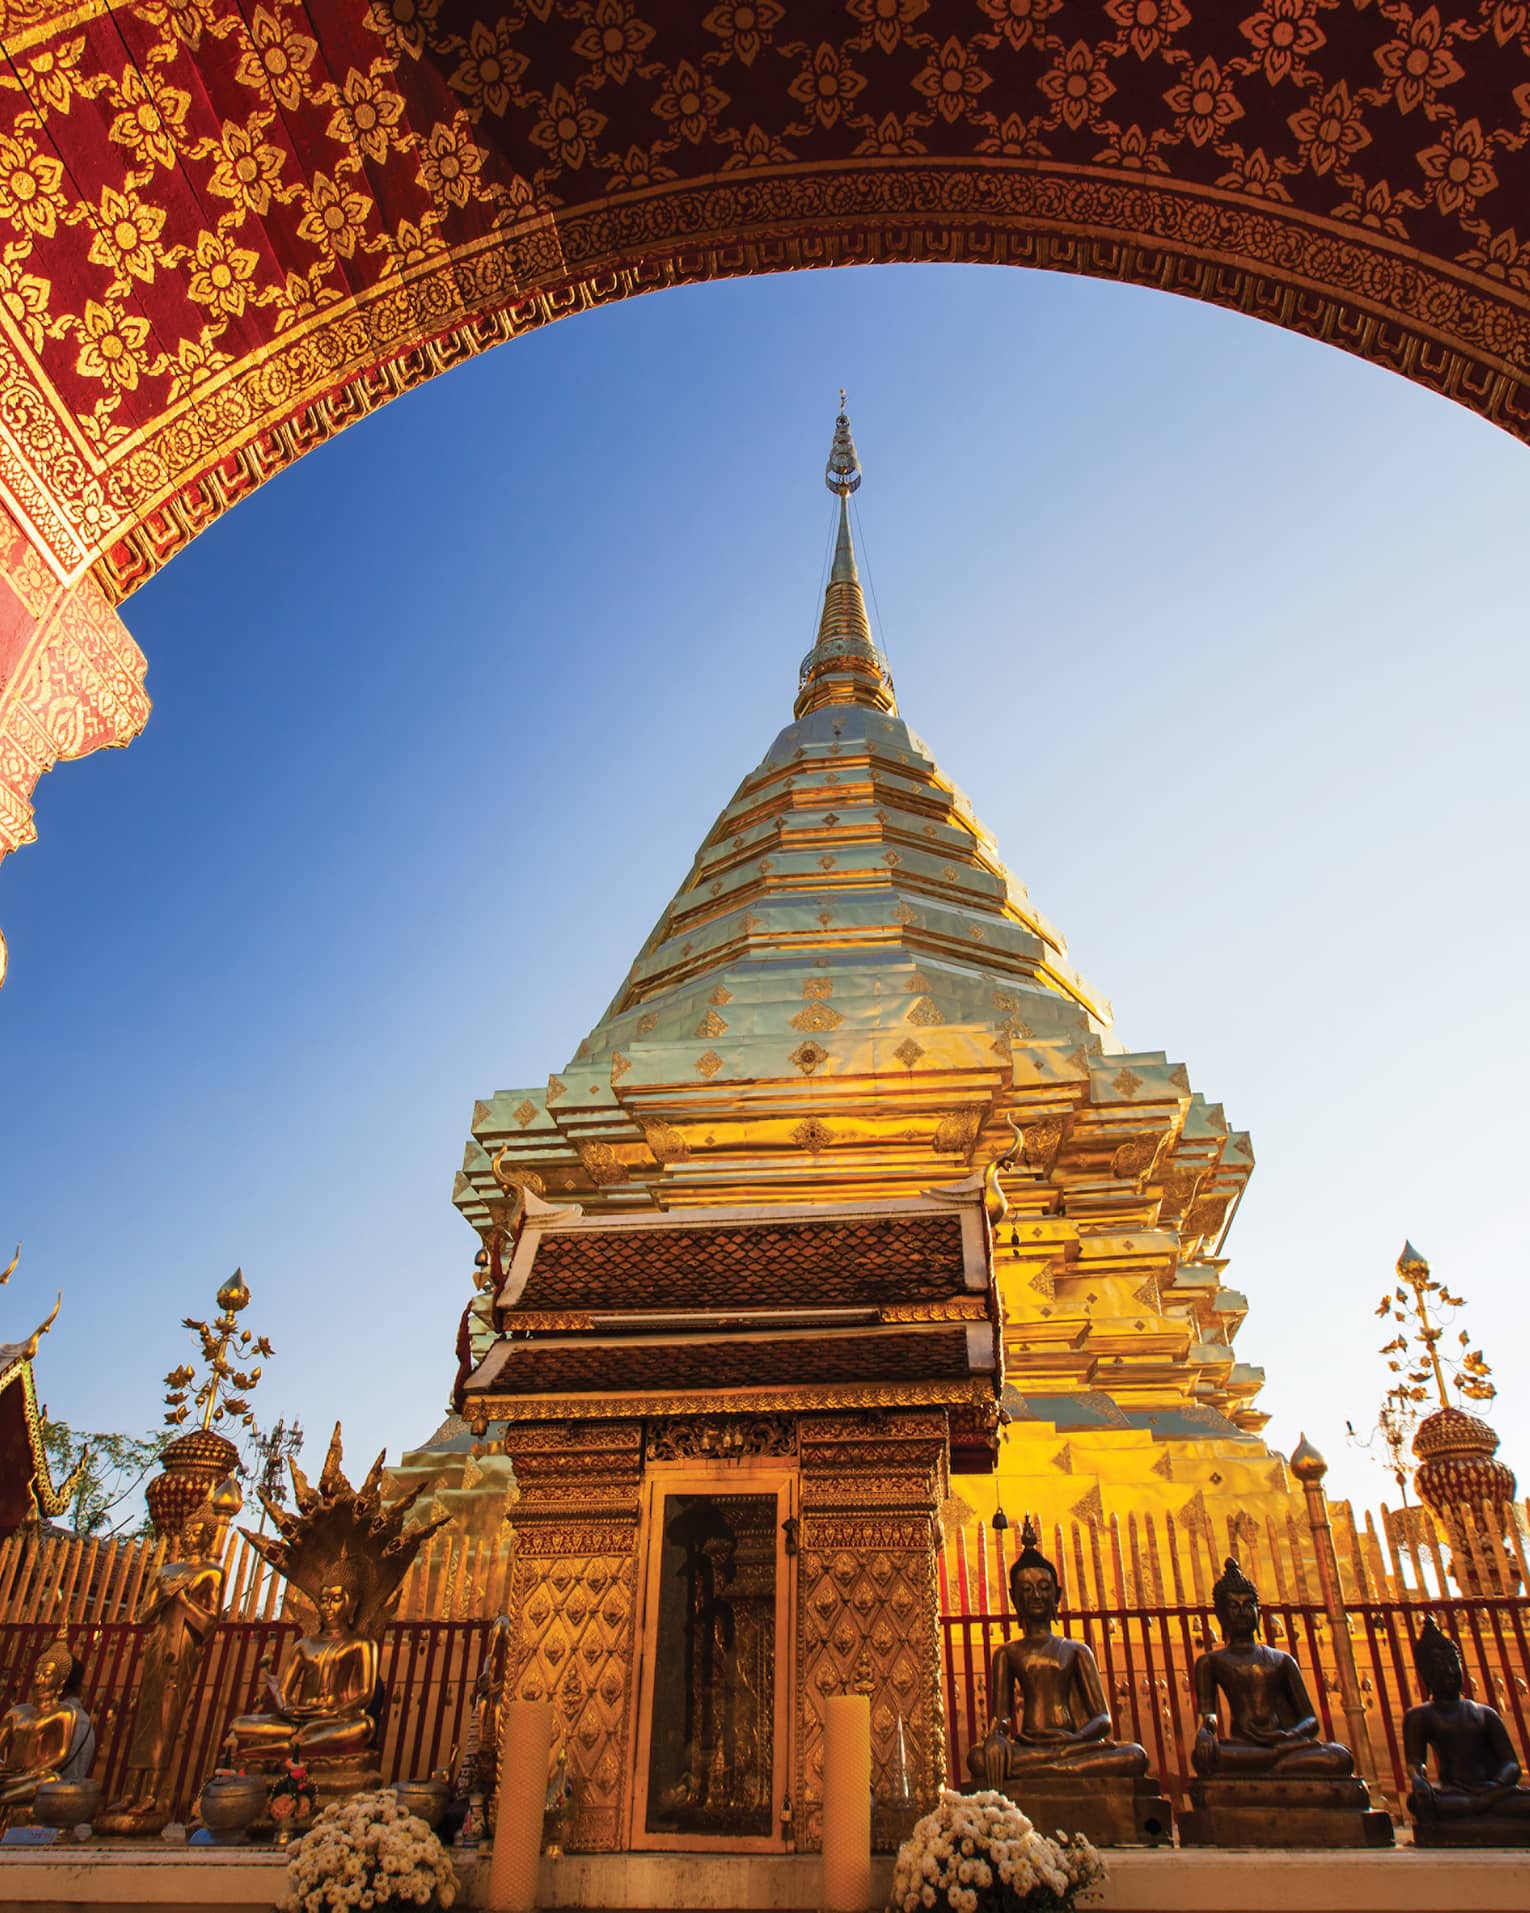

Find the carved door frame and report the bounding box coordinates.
[625,1461,798,1852]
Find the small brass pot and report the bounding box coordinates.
[33,1778,103,1834]
[391,1779,451,1830]
[198,1772,270,1844]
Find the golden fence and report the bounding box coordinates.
[0,1527,513,1821]
[0,1525,513,1629]
[0,1487,1525,1826]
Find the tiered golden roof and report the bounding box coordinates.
[453,411,1291,1535]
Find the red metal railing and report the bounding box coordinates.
[0,1618,490,1819]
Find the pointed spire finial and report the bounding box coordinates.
[825,400,861,498]
[794,400,894,718]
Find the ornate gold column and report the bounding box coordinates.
[795,1412,948,1851]
[1290,1436,1379,1787]
[500,1420,644,1853]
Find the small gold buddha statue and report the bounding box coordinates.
[1192,1557,1353,1778]
[968,1521,1148,1783]
[226,1569,380,1774]
[100,1477,243,1835]
[1406,1618,1530,1843]
[0,1636,95,1828]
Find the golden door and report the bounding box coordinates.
[627,1465,797,1851]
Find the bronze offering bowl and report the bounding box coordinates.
[33,1778,103,1835]
[392,1779,451,1830]
[198,1772,270,1843]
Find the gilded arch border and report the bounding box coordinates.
[4,0,1530,945]
[90,160,1530,597]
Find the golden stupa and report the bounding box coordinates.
[452,409,1290,1541]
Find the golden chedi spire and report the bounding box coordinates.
[453,404,1292,1553]
[794,399,897,720]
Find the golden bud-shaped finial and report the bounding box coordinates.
[216,1267,250,1313]
[210,1476,244,1519]
[1289,1432,1327,1483]
[1397,1240,1429,1277]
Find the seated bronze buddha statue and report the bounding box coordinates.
[968,1521,1148,1783]
[1193,1556,1353,1778]
[1182,1556,1388,1848]
[1406,1617,1530,1843]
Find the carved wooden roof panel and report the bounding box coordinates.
[513,1210,968,1312]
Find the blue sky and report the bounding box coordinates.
[5,261,1527,1514]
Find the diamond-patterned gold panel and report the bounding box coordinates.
[511,1539,637,1851]
[794,1414,947,1852]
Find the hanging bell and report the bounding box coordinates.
[992,1503,1009,1533]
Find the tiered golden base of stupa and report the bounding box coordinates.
[448,410,1303,1545]
[384,1414,518,1540]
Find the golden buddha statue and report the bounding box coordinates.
[227,1571,379,1772]
[229,1424,445,1799]
[968,1522,1148,1783]
[1192,1557,1353,1779]
[0,1636,95,1828]
[100,1477,243,1835]
[1406,1618,1530,1844]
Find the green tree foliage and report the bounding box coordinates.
[39,1420,165,1537]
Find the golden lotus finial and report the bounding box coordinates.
[1289,1433,1326,1483]
[164,1269,272,1432]
[1374,1241,1494,1417]
[209,1476,244,1519]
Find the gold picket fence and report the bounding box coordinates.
[0,1524,513,1628]
[2,1488,1527,1826]
[939,1492,1530,1815]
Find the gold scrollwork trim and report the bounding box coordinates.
[87,163,1530,603]
[472,1378,994,1422]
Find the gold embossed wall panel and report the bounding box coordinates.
[502,1420,643,1853]
[795,1413,948,1851]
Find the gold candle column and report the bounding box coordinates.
[487,1698,554,1913]
[821,1693,872,1913]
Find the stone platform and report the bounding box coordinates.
[1,1843,1529,1911]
